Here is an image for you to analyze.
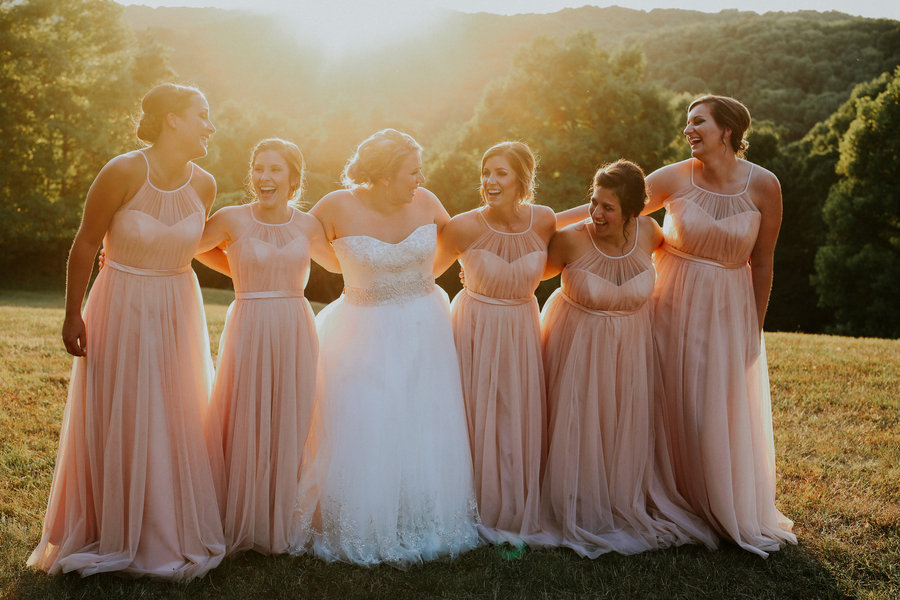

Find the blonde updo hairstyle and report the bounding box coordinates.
[341,129,422,189]
[480,141,537,205]
[136,83,204,145]
[247,138,305,204]
[689,95,751,158]
[592,159,648,222]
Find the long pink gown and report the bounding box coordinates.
[537,220,716,557]
[652,160,796,556]
[28,152,225,580]
[450,207,546,544]
[206,205,318,555]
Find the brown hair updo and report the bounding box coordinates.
[247,138,305,204]
[136,83,204,145]
[341,129,422,188]
[592,159,647,221]
[480,141,537,205]
[689,95,751,158]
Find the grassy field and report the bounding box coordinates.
[0,287,897,599]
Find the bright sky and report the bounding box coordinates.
[121,0,900,57]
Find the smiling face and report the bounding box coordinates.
[252,150,296,209]
[173,93,215,159]
[683,102,729,159]
[386,151,425,204]
[589,186,626,237]
[481,154,523,207]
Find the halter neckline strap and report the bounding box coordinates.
[139,150,194,193]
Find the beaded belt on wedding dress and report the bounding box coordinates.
[105,258,191,277]
[235,290,303,300]
[665,246,747,270]
[463,288,534,306]
[560,290,640,317]
[342,276,434,306]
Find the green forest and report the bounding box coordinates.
[2,0,899,337]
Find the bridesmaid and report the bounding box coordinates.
[29,83,225,579]
[645,95,796,555]
[535,160,716,556]
[437,142,555,544]
[196,138,338,555]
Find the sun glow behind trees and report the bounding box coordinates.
[133,0,447,60]
[273,1,444,60]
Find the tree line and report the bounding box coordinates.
[2,0,898,337]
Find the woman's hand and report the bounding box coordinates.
[62,314,87,357]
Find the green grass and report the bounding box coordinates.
[0,288,897,599]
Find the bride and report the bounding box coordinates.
[291,129,479,566]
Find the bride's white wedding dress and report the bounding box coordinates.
[292,223,479,566]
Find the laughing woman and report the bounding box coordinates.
[196,138,338,556]
[436,142,555,545]
[535,160,716,557]
[646,95,796,555]
[293,129,478,566]
[29,83,225,580]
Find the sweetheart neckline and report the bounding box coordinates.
[566,266,654,289]
[121,209,202,227]
[671,196,760,223]
[333,223,435,246]
[463,248,545,266]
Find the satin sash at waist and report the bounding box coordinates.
[105,258,191,277]
[463,288,534,306]
[665,245,747,270]
[235,290,304,300]
[560,290,641,317]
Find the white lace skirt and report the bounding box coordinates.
[291,286,479,566]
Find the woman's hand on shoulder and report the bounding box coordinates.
[554,203,590,229]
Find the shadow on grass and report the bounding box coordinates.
[4,541,849,600]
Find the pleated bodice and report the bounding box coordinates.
[104,160,205,271]
[661,163,760,265]
[227,207,311,294]
[560,221,654,313]
[459,208,547,300]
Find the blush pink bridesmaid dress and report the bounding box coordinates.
[652,160,796,556]
[450,206,546,544]
[28,152,225,580]
[205,205,318,555]
[536,219,716,557]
